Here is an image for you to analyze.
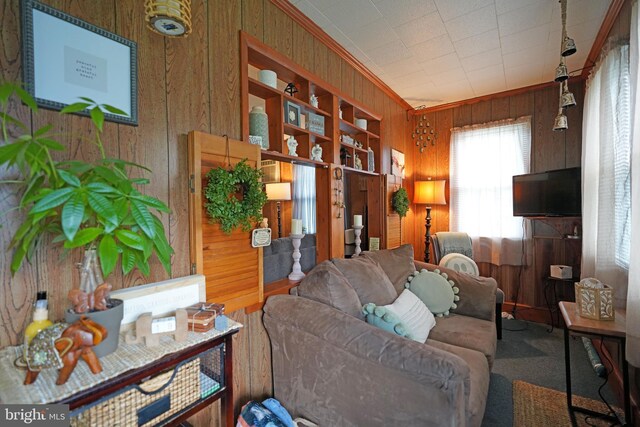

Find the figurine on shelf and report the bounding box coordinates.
[287,136,298,157]
[311,144,323,161]
[284,82,298,96]
[310,94,319,108]
[260,217,269,228]
[354,155,363,170]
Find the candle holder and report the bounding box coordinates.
[288,233,306,281]
[353,225,364,257]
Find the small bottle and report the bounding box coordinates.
[24,291,53,345]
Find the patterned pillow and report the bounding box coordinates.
[405,269,460,317]
[439,253,479,276]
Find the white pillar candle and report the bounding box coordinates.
[291,219,303,235]
[354,215,362,227]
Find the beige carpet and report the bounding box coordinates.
[513,380,622,427]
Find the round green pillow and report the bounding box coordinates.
[405,269,460,317]
[362,303,409,337]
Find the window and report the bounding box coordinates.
[450,117,531,265]
[292,164,316,234]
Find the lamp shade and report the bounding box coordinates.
[414,180,446,205]
[266,182,291,201]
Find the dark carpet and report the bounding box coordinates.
[481,319,618,427]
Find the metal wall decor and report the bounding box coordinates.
[144,0,192,37]
[412,113,438,154]
[552,0,577,131]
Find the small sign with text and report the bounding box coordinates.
[1,404,68,426]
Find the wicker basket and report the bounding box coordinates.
[71,357,200,427]
[575,281,615,321]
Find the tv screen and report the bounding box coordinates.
[513,167,581,217]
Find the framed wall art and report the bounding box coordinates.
[284,101,301,127]
[391,148,405,178]
[21,0,138,125]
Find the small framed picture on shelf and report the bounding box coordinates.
[308,112,325,135]
[369,237,380,251]
[284,101,301,127]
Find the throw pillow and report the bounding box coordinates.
[362,303,409,338]
[297,261,364,319]
[361,244,416,295]
[331,257,397,306]
[405,269,460,317]
[383,289,436,343]
[439,253,479,276]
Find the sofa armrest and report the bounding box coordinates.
[414,261,497,322]
[264,295,470,426]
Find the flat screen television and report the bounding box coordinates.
[512,167,581,217]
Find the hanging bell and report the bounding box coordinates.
[553,110,568,131]
[561,36,577,57]
[561,82,577,108]
[554,62,569,82]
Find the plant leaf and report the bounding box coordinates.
[30,187,74,213]
[61,193,85,241]
[90,106,104,132]
[87,191,119,225]
[132,194,171,212]
[121,247,136,275]
[11,244,28,275]
[102,104,127,116]
[14,86,37,111]
[134,251,151,276]
[0,112,27,130]
[0,141,26,166]
[33,124,52,138]
[63,227,102,249]
[115,229,145,250]
[60,102,91,114]
[57,170,81,187]
[130,199,155,239]
[37,138,65,151]
[98,235,118,277]
[86,182,119,194]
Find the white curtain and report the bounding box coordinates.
[626,1,640,368]
[450,117,531,265]
[581,40,631,309]
[292,164,316,234]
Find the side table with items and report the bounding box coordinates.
[559,301,630,426]
[544,276,579,332]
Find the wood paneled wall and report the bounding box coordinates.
[412,81,585,311]
[0,0,411,423]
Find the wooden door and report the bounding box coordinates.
[188,131,263,312]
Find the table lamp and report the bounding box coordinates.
[414,179,446,263]
[266,182,291,238]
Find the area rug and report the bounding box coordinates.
[513,380,622,427]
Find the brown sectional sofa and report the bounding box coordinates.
[263,244,498,427]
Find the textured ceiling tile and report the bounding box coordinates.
[421,53,463,77]
[306,0,343,12]
[321,0,382,31]
[293,0,333,29]
[365,39,412,66]
[453,29,500,59]
[445,5,498,42]
[394,12,447,47]
[498,2,554,37]
[410,34,455,61]
[466,63,505,82]
[428,66,468,85]
[380,57,424,78]
[460,48,503,72]
[495,0,547,16]
[501,24,551,55]
[433,0,493,22]
[344,18,399,52]
[373,0,438,27]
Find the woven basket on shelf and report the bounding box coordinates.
[71,357,200,427]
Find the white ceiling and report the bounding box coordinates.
[289,0,612,108]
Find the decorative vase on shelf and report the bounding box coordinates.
[249,106,269,150]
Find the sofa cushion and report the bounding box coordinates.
[429,313,497,368]
[428,339,490,427]
[383,289,436,343]
[406,269,460,316]
[440,253,479,276]
[362,303,410,338]
[331,257,397,306]
[297,261,364,320]
[361,244,416,295]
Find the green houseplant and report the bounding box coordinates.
[392,187,409,218]
[1,82,174,355]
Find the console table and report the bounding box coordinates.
[544,276,578,332]
[559,301,630,426]
[0,321,241,426]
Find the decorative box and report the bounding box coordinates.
[550,265,572,279]
[575,279,615,321]
[186,302,224,332]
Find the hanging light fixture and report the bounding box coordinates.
[553,85,568,131]
[145,0,192,37]
[561,80,577,108]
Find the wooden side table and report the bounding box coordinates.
[559,301,630,426]
[544,276,578,332]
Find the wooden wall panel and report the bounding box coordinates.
[242,0,264,40]
[292,22,314,71]
[263,1,293,59]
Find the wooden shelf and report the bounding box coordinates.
[248,78,281,99]
[284,93,332,117]
[284,123,331,143]
[261,150,329,168]
[339,119,380,138]
[343,165,378,176]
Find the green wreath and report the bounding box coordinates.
[204,159,268,234]
[392,188,409,218]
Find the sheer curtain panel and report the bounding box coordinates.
[450,117,531,265]
[581,40,631,309]
[626,1,639,368]
[292,164,316,234]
